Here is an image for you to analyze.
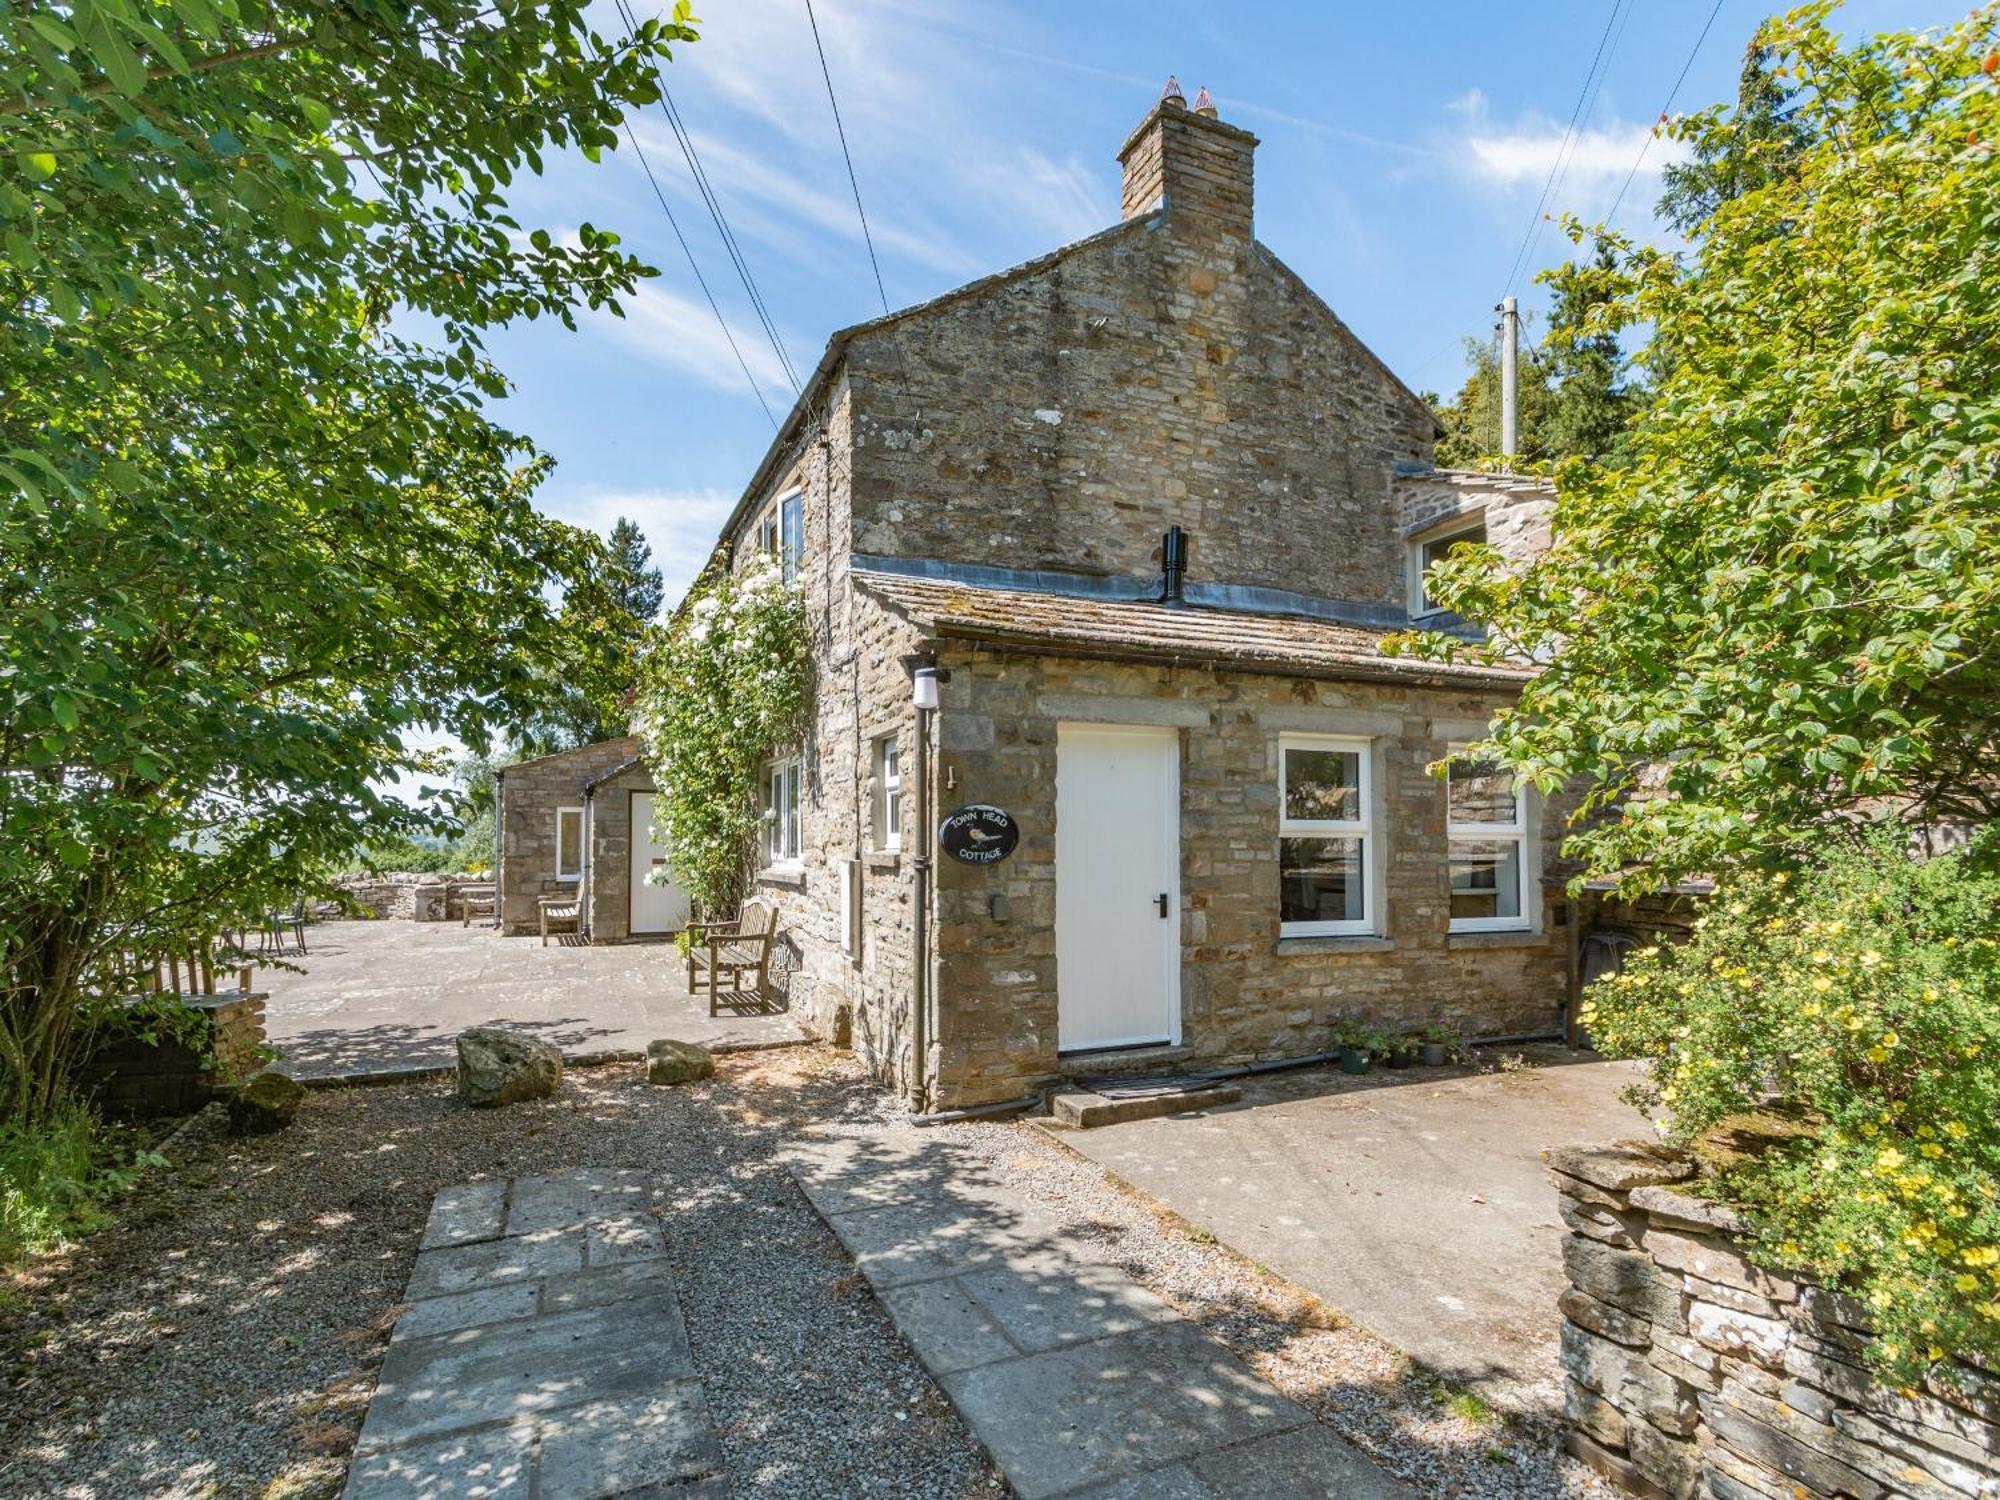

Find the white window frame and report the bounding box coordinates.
[554,805,585,883]
[778,489,804,585]
[1277,733,1376,938]
[872,734,902,852]
[1409,513,1487,620]
[754,503,780,559]
[1445,746,1534,933]
[765,755,803,870]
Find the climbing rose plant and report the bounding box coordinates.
[1407,5,2000,889]
[1584,833,2000,1386]
[633,564,810,917]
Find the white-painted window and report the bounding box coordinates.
[754,504,779,559]
[555,806,584,882]
[765,756,802,868]
[1409,514,1486,618]
[872,734,902,851]
[1447,745,1532,932]
[1278,735,1374,937]
[779,490,804,585]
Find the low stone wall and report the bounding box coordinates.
[79,991,269,1119]
[336,872,486,921]
[1549,1142,1999,1500]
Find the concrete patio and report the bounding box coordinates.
[1049,1045,1650,1416]
[260,920,804,1081]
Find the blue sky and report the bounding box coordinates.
[477,0,1944,616]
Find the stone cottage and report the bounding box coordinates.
[494,736,690,942]
[630,83,1568,1107]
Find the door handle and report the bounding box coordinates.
[1157,893,1171,918]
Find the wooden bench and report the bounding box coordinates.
[538,891,582,945]
[686,899,777,1016]
[459,882,498,928]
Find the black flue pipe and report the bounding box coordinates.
[1160,525,1189,604]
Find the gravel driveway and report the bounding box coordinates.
[0,1052,997,1500]
[0,1051,1613,1500]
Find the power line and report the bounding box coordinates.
[1606,0,1728,223]
[615,114,780,428]
[615,0,803,395]
[803,0,890,316]
[1502,0,1629,298]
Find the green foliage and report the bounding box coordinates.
[1412,5,2000,888]
[1582,835,2000,1384]
[519,516,668,753]
[1658,40,1814,237]
[0,1103,158,1265]
[0,0,699,1123]
[1424,256,1640,471]
[633,564,811,917]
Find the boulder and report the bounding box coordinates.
[646,1039,716,1086]
[456,1028,562,1108]
[228,1070,305,1134]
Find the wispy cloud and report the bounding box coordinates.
[538,485,737,614]
[1439,88,1689,225]
[592,278,796,410]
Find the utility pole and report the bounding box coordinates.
[1497,294,1520,463]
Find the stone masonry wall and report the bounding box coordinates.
[585,759,658,944]
[497,737,643,936]
[926,647,1573,1107]
[1548,1143,2000,1500]
[839,109,1438,611]
[1398,468,1556,576]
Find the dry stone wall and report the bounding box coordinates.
[1549,1143,1999,1500]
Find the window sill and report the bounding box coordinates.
[1275,935,1393,956]
[757,865,806,890]
[865,850,901,873]
[1447,928,1544,949]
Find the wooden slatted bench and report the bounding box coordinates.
[686,899,777,1016]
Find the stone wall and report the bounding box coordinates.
[1548,1143,1999,1500]
[925,647,1574,1106]
[1397,468,1556,577]
[584,759,659,944]
[79,991,269,1119]
[837,104,1438,612]
[496,737,644,936]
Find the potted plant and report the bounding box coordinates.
[1384,1032,1420,1070]
[1331,1017,1379,1075]
[1418,1022,1455,1067]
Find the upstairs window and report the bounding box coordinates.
[1278,735,1374,937]
[872,735,902,851]
[1447,747,1531,932]
[765,756,802,868]
[1410,515,1486,618]
[555,806,584,882]
[779,490,803,585]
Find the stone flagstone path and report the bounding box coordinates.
[789,1127,1417,1500]
[345,1169,727,1499]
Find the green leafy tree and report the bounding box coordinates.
[1424,331,1553,468]
[633,563,810,917]
[517,515,665,752]
[1658,39,1814,237]
[1539,241,1640,464]
[1415,4,2000,890]
[0,0,698,1123]
[609,517,666,624]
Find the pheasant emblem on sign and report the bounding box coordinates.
[939,804,1020,865]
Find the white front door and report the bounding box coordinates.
[1056,723,1180,1053]
[629,792,691,935]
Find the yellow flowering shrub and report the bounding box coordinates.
[1583,833,2000,1383]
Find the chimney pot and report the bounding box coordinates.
[1192,85,1216,117]
[1117,83,1257,234]
[1160,74,1185,107]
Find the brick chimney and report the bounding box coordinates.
[1118,80,1257,238]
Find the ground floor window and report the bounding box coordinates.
[872,734,902,851]
[1447,746,1531,931]
[555,806,584,881]
[1278,734,1373,936]
[766,755,802,867]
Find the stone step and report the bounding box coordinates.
[1048,1081,1242,1129]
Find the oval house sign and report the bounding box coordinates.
[939,804,1019,865]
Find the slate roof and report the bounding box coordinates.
[853,570,1533,690]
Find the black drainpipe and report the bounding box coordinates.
[1159,525,1189,604]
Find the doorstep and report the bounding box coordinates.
[1046,1081,1243,1130]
